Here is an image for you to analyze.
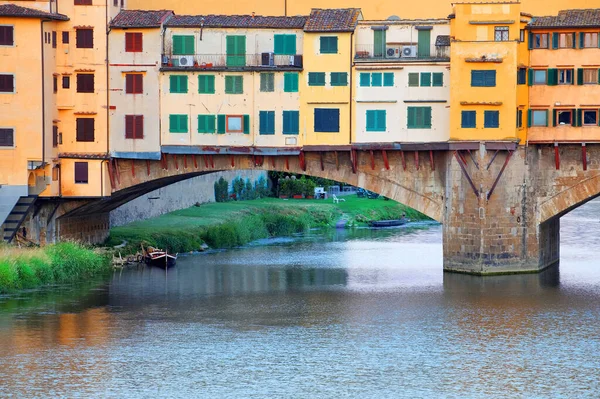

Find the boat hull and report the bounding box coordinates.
[144,253,177,269]
[369,219,407,228]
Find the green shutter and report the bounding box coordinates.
[408,73,419,87]
[432,72,443,87]
[547,68,558,85]
[331,72,347,86]
[552,109,557,127]
[198,115,215,133]
[260,73,274,92]
[283,111,299,134]
[417,29,430,57]
[172,35,194,55]
[285,35,296,55]
[225,76,233,93]
[169,114,177,132]
[283,111,290,134]
[274,35,285,54]
[577,68,584,85]
[226,35,246,67]
[552,32,559,49]
[420,72,431,87]
[243,115,250,134]
[284,73,298,92]
[225,76,243,94]
[308,72,325,86]
[366,110,375,131]
[371,73,382,87]
[376,110,386,131]
[172,36,183,55]
[170,75,187,93]
[576,109,582,127]
[545,110,549,127]
[579,32,585,49]
[217,115,226,133]
[360,73,371,87]
[528,32,533,49]
[383,73,394,87]
[320,37,338,54]
[528,68,534,86]
[374,30,386,58]
[199,75,215,94]
[407,107,415,128]
[527,109,532,127]
[424,107,432,128]
[259,111,275,135]
[169,114,187,133]
[235,76,243,93]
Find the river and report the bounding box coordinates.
[1,202,600,398]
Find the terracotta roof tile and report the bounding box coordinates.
[166,14,307,29]
[0,4,69,21]
[110,10,174,28]
[304,8,362,32]
[529,9,600,28]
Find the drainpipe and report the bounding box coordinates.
[106,0,110,157]
[349,30,354,145]
[284,0,287,17]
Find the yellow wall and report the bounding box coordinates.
[59,159,109,197]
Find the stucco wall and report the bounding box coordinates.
[109,169,267,227]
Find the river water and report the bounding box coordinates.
[1,203,600,398]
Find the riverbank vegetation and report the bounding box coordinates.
[0,243,111,293]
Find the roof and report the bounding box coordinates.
[529,9,600,28]
[110,10,173,28]
[435,35,451,46]
[0,4,69,21]
[165,14,307,29]
[304,8,362,32]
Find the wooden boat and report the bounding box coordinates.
[143,246,177,269]
[369,219,407,228]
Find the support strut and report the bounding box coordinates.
[487,151,513,201]
[554,143,560,170]
[382,150,389,170]
[582,143,587,171]
[454,151,479,198]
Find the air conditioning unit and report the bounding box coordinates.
[162,55,170,65]
[386,46,401,58]
[178,55,194,67]
[292,54,303,67]
[261,52,274,67]
[402,45,418,58]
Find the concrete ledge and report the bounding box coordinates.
[443,259,559,276]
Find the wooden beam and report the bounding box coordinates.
[401,151,406,171]
[582,143,587,171]
[414,151,419,171]
[429,150,435,171]
[382,150,390,170]
[554,143,560,170]
[370,150,375,170]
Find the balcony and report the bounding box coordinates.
[354,44,450,62]
[161,53,303,71]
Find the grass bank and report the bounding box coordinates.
[0,243,111,293]
[107,196,430,253]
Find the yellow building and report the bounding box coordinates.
[526,9,600,143]
[449,2,530,142]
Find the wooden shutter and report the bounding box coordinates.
[360,73,370,87]
[366,110,375,131]
[52,31,57,48]
[274,35,285,54]
[243,115,250,134]
[0,128,13,147]
[76,118,95,141]
[285,35,296,55]
[371,73,382,87]
[577,68,584,85]
[0,74,14,92]
[384,73,394,87]
[420,73,431,87]
[377,111,386,131]
[53,126,58,147]
[234,76,243,94]
[408,73,419,87]
[547,68,558,85]
[77,74,94,93]
[225,76,233,94]
[62,76,70,89]
[74,162,88,184]
[552,32,559,49]
[76,29,93,48]
[217,115,226,134]
[125,115,134,138]
[407,107,415,128]
[62,31,69,44]
[0,26,14,46]
[125,32,143,52]
[173,36,183,55]
[432,73,442,87]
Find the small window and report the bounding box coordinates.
[198,75,215,94]
[308,72,326,86]
[461,111,476,128]
[53,126,58,147]
[484,110,499,128]
[169,114,188,133]
[371,73,382,87]
[76,73,94,93]
[259,111,275,135]
[74,0,93,5]
[226,115,244,133]
[556,109,573,126]
[125,115,144,139]
[260,73,274,92]
[0,26,14,46]
[330,72,348,86]
[76,118,95,142]
[558,69,573,85]
[274,34,296,55]
[53,76,58,93]
[172,35,195,55]
[533,33,548,49]
[169,75,188,93]
[314,108,340,132]
[366,110,386,132]
[494,27,509,41]
[516,109,523,128]
[52,165,59,181]
[282,111,299,135]
[583,32,599,48]
[517,68,527,85]
[74,162,88,185]
[198,115,216,133]
[0,74,14,93]
[432,72,443,87]
[383,73,394,87]
[0,128,14,147]
[320,37,338,54]
[52,31,57,48]
[420,72,431,87]
[360,73,371,87]
[407,107,432,129]
[76,29,93,48]
[125,73,143,94]
[125,32,143,52]
[558,33,574,49]
[583,69,598,84]
[520,29,525,42]
[62,75,70,89]
[583,110,598,126]
[408,73,419,87]
[284,73,298,92]
[471,70,496,87]
[225,75,243,94]
[62,31,69,44]
[533,70,547,85]
[531,110,547,126]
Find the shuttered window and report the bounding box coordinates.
[226,35,246,67]
[461,111,476,128]
[371,73,382,87]
[366,110,386,132]
[125,73,143,94]
[76,73,94,93]
[517,68,526,85]
[259,111,275,135]
[284,73,298,92]
[314,108,340,132]
[360,73,371,87]
[198,75,215,94]
[169,114,188,133]
[74,162,88,184]
[0,128,14,147]
[407,107,432,129]
[62,75,70,89]
[320,36,338,54]
[408,73,419,87]
[76,29,93,48]
[172,35,195,55]
[260,73,274,92]
[53,76,58,93]
[471,70,496,87]
[225,76,243,94]
[169,75,188,93]
[52,31,57,48]
[74,0,93,5]
[217,115,250,134]
[198,115,216,133]
[0,26,14,46]
[330,72,348,86]
[53,126,58,147]
[432,72,443,87]
[420,72,432,87]
[283,111,299,135]
[383,73,394,87]
[62,31,69,44]
[0,74,14,92]
[274,34,296,55]
[517,109,523,128]
[484,110,500,128]
[125,115,144,139]
[125,32,143,52]
[76,118,95,142]
[308,72,325,86]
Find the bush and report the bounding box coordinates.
[214,177,229,202]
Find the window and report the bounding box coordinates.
[0,74,14,92]
[533,69,547,85]
[74,162,88,184]
[383,72,394,87]
[259,111,275,135]
[76,118,95,142]
[53,126,58,147]
[274,34,296,55]
[260,73,274,92]
[517,68,527,85]
[516,109,523,128]
[366,110,386,132]
[371,73,382,87]
[125,115,144,139]
[583,32,599,48]
[76,29,93,48]
[582,69,598,85]
[461,111,476,128]
[331,72,348,86]
[125,73,143,94]
[484,110,499,128]
[360,73,371,87]
[226,35,246,67]
[555,109,573,126]
[52,31,57,48]
[62,75,70,89]
[314,108,340,132]
[198,75,215,94]
[0,128,13,147]
[556,32,575,49]
[320,37,338,54]
[520,29,525,42]
[558,69,573,85]
[284,73,299,92]
[408,73,419,87]
[172,35,195,55]
[169,75,188,93]
[125,32,143,52]
[407,107,432,129]
[52,165,59,181]
[583,110,598,126]
[532,33,548,49]
[531,110,548,126]
[495,26,509,41]
[75,0,93,5]
[62,31,69,44]
[53,76,58,93]
[308,72,325,86]
[198,115,216,133]
[0,26,14,46]
[217,115,250,134]
[169,114,188,133]
[76,73,94,93]
[471,70,496,87]
[432,72,443,87]
[283,111,299,135]
[420,72,431,87]
[225,75,243,94]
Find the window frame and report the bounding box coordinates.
[76,73,95,93]
[226,115,244,133]
[582,109,598,126]
[558,68,573,85]
[259,110,276,135]
[62,75,70,89]
[533,69,548,85]
[0,25,14,47]
[76,118,95,142]
[555,109,574,126]
[76,28,93,49]
[319,36,338,54]
[0,73,15,93]
[0,127,14,148]
[494,26,509,42]
[224,75,243,94]
[461,110,476,128]
[74,0,93,5]
[583,32,599,48]
[557,32,575,49]
[125,73,143,94]
[531,109,548,127]
[366,110,386,132]
[260,72,275,92]
[532,33,549,49]
[62,31,69,44]
[582,68,598,85]
[125,32,143,52]
[125,115,144,139]
[74,162,89,185]
[484,110,500,128]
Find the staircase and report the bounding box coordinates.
[1,195,38,243]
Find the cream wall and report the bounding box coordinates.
[58,159,108,197]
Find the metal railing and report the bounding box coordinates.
[354,44,450,61]
[162,53,303,68]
